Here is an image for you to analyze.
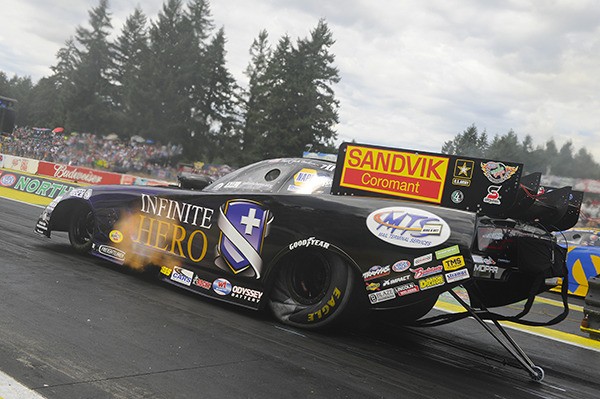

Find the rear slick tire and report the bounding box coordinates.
[268,250,358,330]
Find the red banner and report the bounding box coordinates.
[37,161,122,185]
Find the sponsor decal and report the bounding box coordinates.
[231,285,263,302]
[443,255,465,271]
[171,266,194,286]
[69,188,93,199]
[435,245,460,260]
[308,287,342,322]
[212,278,232,295]
[366,282,381,291]
[140,194,213,228]
[160,266,172,276]
[392,260,411,273]
[366,207,451,249]
[192,276,212,289]
[109,230,124,243]
[483,185,502,205]
[452,159,473,187]
[411,265,443,279]
[395,282,420,296]
[97,245,125,261]
[414,253,433,266]
[419,275,445,290]
[133,195,213,263]
[382,274,411,287]
[288,237,330,251]
[474,264,499,274]
[362,265,391,281]
[472,255,496,265]
[445,268,470,283]
[368,288,396,304]
[481,161,518,184]
[216,200,273,278]
[450,190,464,204]
[293,168,317,186]
[339,144,449,203]
[0,173,17,187]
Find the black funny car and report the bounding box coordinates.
[35,142,582,380]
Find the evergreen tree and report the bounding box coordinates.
[241,29,272,164]
[259,20,340,159]
[145,0,195,146]
[66,0,116,135]
[113,7,150,136]
[196,27,242,163]
[441,124,488,157]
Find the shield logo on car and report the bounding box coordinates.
[216,200,272,278]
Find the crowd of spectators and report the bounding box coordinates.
[1,127,187,180]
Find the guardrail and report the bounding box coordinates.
[581,276,600,340]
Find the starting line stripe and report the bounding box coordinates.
[434,299,600,352]
[0,370,46,399]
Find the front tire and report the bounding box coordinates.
[268,250,359,330]
[68,206,95,254]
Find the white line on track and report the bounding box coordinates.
[0,370,47,399]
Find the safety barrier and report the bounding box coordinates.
[581,276,600,340]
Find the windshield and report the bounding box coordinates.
[204,158,335,195]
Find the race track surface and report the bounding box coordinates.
[0,197,599,399]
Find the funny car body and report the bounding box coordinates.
[34,142,582,379]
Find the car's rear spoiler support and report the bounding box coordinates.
[446,290,545,381]
[411,277,571,382]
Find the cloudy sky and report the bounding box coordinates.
[2,0,600,160]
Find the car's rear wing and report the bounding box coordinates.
[331,142,582,231]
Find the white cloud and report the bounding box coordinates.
[2,0,600,161]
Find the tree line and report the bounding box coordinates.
[442,124,600,179]
[0,0,339,166]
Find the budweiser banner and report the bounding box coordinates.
[37,161,122,185]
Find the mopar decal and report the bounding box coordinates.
[216,200,273,278]
[366,207,451,249]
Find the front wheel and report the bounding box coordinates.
[68,206,95,254]
[267,250,360,330]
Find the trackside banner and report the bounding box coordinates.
[331,142,524,215]
[0,154,39,174]
[37,161,123,185]
[0,170,80,199]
